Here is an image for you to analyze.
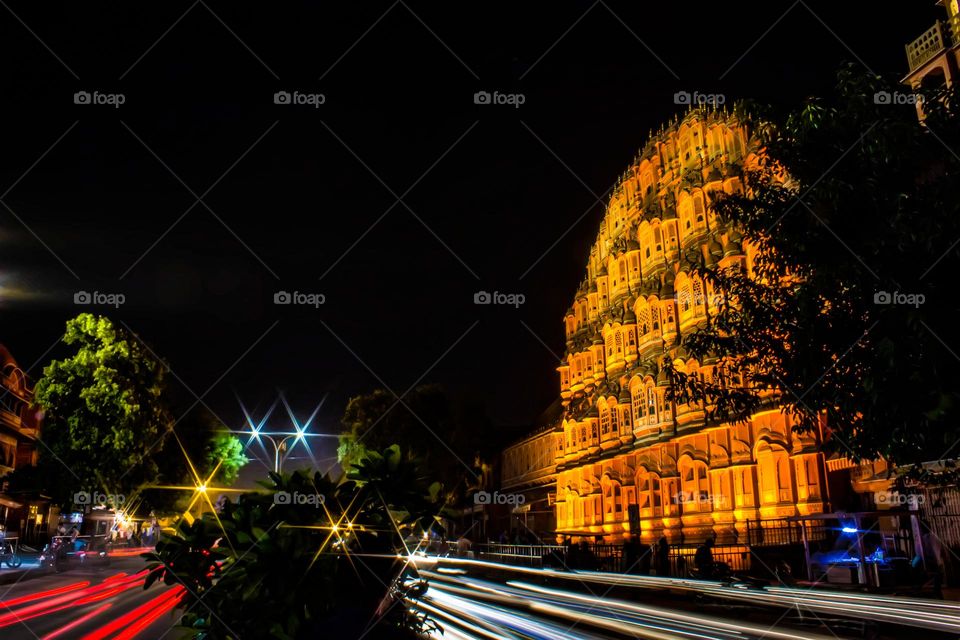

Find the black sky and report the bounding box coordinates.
[0,2,939,471]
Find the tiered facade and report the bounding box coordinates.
[544,108,830,544]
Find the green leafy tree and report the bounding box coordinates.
[205,432,248,485]
[31,314,173,506]
[672,67,960,476]
[144,445,444,639]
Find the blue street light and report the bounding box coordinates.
[230,394,336,473]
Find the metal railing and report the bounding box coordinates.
[907,21,950,72]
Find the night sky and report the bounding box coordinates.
[0,2,938,474]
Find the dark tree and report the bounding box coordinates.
[673,66,960,478]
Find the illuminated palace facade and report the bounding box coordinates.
[502,108,830,545]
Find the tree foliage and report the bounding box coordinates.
[32,314,173,505]
[144,445,444,639]
[337,385,487,494]
[673,67,960,475]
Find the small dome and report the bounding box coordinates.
[657,366,670,387]
[723,237,742,257]
[708,238,724,260]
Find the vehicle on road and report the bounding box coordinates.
[39,535,110,573]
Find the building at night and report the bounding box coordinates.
[0,345,41,476]
[503,108,831,545]
[904,0,960,92]
[0,344,57,544]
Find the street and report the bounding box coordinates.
[0,556,180,640]
[407,556,960,640]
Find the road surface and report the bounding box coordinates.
[0,555,182,640]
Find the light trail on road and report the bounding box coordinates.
[0,560,181,640]
[406,556,960,638]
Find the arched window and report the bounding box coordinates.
[680,194,694,233]
[693,191,706,230]
[680,459,711,512]
[646,384,659,425]
[665,220,678,253]
[637,302,651,338]
[631,379,645,423]
[599,401,611,435]
[663,301,676,332]
[679,281,693,315]
[692,277,705,317]
[650,301,661,333]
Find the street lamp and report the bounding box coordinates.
[230,394,337,473]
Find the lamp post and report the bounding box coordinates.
[230,394,337,474]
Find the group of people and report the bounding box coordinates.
[621,535,677,576]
